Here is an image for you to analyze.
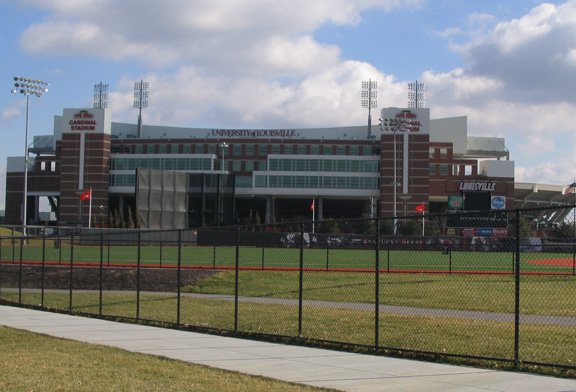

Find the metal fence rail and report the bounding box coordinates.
[0,206,575,375]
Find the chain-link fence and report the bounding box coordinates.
[1,205,575,375]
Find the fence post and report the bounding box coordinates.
[572,240,576,276]
[18,236,23,303]
[69,231,74,312]
[514,209,521,368]
[99,232,104,316]
[159,239,163,268]
[326,240,330,271]
[374,218,381,350]
[298,222,304,337]
[0,233,3,298]
[177,230,182,325]
[261,246,265,270]
[57,228,62,265]
[136,231,141,320]
[41,233,46,307]
[12,227,16,264]
[234,226,240,333]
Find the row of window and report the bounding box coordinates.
[110,157,212,171]
[429,164,474,176]
[269,158,379,173]
[110,173,379,190]
[255,175,379,190]
[112,143,376,156]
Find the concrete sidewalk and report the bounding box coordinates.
[1,305,574,391]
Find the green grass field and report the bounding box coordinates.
[0,326,330,392]
[1,239,575,273]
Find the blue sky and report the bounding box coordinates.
[1,0,575,209]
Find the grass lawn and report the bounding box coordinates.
[2,239,576,274]
[0,326,333,392]
[2,269,576,374]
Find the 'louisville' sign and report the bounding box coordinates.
[458,181,496,192]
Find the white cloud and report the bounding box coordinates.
[12,0,576,188]
[2,105,21,121]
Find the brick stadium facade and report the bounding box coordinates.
[5,106,516,232]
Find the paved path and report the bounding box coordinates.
[6,288,576,326]
[1,305,575,391]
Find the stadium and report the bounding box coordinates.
[4,105,574,232]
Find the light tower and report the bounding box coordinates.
[134,80,149,138]
[93,81,109,109]
[408,80,425,108]
[379,117,408,236]
[361,79,378,139]
[11,76,49,236]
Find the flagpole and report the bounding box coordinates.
[311,199,315,234]
[421,210,424,236]
[88,187,92,228]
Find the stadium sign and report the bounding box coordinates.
[69,110,97,131]
[491,196,506,210]
[211,129,299,138]
[62,108,111,134]
[459,181,496,192]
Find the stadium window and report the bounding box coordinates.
[297,145,307,155]
[310,145,319,155]
[182,144,191,154]
[245,160,254,172]
[322,145,333,155]
[429,164,437,175]
[284,145,293,154]
[258,144,268,155]
[271,144,281,154]
[439,164,450,176]
[233,160,241,172]
[135,144,144,154]
[362,146,372,155]
[255,175,267,187]
[207,144,216,154]
[309,159,319,171]
[232,144,242,156]
[258,160,267,170]
[336,145,346,155]
[349,145,359,155]
[158,144,167,154]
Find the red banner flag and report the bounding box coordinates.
[415,204,425,212]
[79,189,91,201]
[310,200,315,212]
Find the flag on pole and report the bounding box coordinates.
[80,189,91,201]
[79,188,93,228]
[415,204,425,212]
[310,199,315,212]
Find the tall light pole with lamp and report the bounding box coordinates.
[11,76,49,236]
[361,79,377,139]
[218,142,229,225]
[379,117,407,235]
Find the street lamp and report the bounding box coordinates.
[380,117,408,235]
[219,142,229,172]
[11,76,49,236]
